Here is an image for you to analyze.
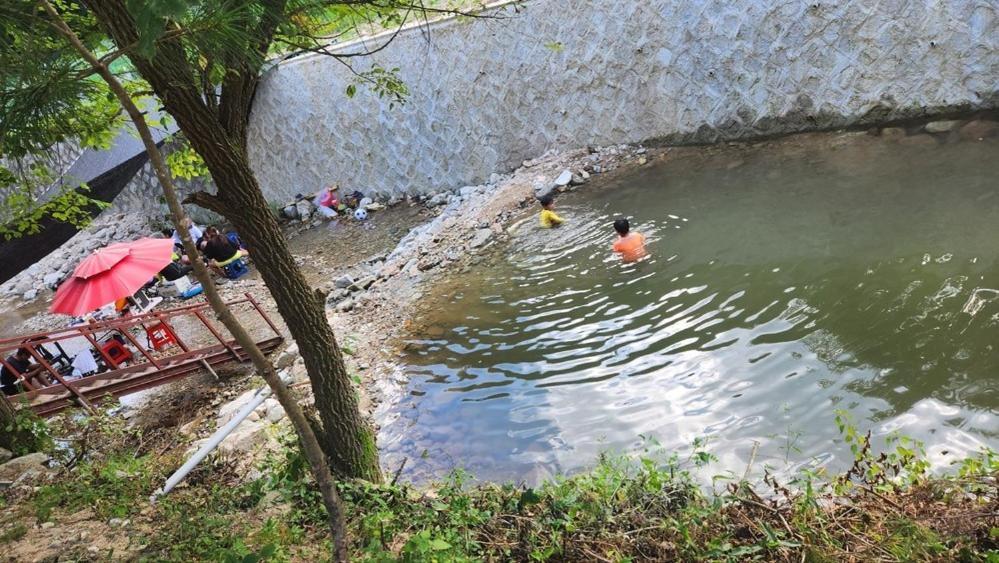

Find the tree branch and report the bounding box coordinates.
[183,190,229,215]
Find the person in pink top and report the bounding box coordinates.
[315,185,339,218]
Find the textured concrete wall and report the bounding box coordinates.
[109,142,219,226]
[245,0,999,202]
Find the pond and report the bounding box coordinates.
[378,130,999,484]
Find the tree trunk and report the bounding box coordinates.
[43,4,353,558]
[83,0,382,483]
[206,155,381,482]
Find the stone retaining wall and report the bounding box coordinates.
[245,0,999,202]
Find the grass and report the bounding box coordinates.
[3,406,998,562]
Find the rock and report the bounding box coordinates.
[554,169,573,186]
[0,448,11,464]
[108,518,130,528]
[880,126,906,138]
[41,521,55,529]
[217,389,260,427]
[459,185,481,197]
[569,174,587,186]
[427,193,449,207]
[327,288,350,303]
[638,156,648,165]
[295,199,314,220]
[924,120,961,133]
[217,420,268,454]
[350,277,376,291]
[337,299,355,313]
[178,418,201,437]
[534,180,556,199]
[581,170,591,180]
[0,452,50,482]
[418,256,441,271]
[274,344,299,369]
[958,119,999,141]
[282,205,298,219]
[470,229,493,249]
[42,272,62,288]
[366,202,385,211]
[489,173,502,184]
[333,275,354,289]
[266,404,286,423]
[289,361,308,384]
[258,398,279,415]
[247,410,261,422]
[22,289,37,301]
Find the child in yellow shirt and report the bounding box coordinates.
[538,194,565,228]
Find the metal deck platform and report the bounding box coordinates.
[1,294,283,417]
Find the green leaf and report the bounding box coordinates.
[345,84,356,98]
[428,538,451,551]
[518,488,542,510]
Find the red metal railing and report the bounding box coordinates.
[0,293,283,416]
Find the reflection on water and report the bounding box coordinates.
[378,132,999,484]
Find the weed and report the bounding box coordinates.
[0,523,27,544]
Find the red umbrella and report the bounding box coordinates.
[50,238,175,316]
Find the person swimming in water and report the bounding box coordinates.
[612,218,647,262]
[538,194,565,228]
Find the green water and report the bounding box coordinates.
[379,131,999,484]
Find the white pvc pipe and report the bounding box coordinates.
[150,384,272,502]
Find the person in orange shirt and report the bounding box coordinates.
[612,218,648,262]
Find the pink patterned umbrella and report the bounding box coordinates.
[50,238,174,316]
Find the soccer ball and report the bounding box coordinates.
[354,208,369,221]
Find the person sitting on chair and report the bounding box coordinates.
[200,228,248,276]
[1,348,50,395]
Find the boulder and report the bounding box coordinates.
[217,389,261,427]
[418,256,441,271]
[470,229,493,249]
[880,126,906,138]
[427,193,449,207]
[295,199,314,221]
[534,179,556,199]
[42,272,63,288]
[266,404,286,423]
[274,348,298,370]
[0,452,51,482]
[958,119,999,141]
[333,275,354,289]
[924,120,961,133]
[350,277,376,292]
[22,289,37,301]
[554,169,573,186]
[379,263,401,279]
[459,185,481,198]
[289,360,309,384]
[216,420,268,454]
[569,173,587,186]
[327,288,350,304]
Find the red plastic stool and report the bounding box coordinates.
[101,339,133,368]
[145,322,177,351]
